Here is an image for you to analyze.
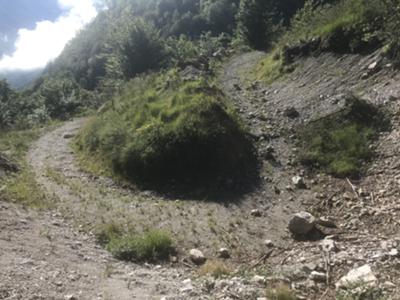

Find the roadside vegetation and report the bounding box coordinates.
[298,97,388,178]
[0,126,57,208]
[255,0,400,82]
[96,222,173,262]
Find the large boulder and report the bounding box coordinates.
[288,212,316,236]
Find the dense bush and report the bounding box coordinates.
[76,71,257,192]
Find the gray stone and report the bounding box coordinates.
[217,248,230,259]
[189,249,206,265]
[292,176,306,189]
[288,212,316,235]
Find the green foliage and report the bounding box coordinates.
[336,284,384,300]
[106,229,174,262]
[299,97,387,178]
[282,0,393,53]
[76,71,257,193]
[116,19,166,78]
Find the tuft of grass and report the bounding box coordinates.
[198,260,232,278]
[253,51,285,84]
[76,70,257,194]
[299,97,387,178]
[103,229,174,262]
[266,285,297,300]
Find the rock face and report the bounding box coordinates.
[288,212,316,235]
[189,249,206,265]
[336,265,377,288]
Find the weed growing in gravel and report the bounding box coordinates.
[198,260,232,278]
[336,284,384,300]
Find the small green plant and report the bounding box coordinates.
[336,283,384,300]
[266,285,297,300]
[106,229,174,262]
[198,260,232,278]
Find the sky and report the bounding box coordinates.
[0,0,98,72]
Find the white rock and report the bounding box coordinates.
[189,249,206,265]
[292,176,306,188]
[310,271,326,283]
[320,238,337,252]
[336,265,377,288]
[217,248,230,259]
[288,212,316,235]
[388,248,399,257]
[251,275,266,284]
[263,239,274,247]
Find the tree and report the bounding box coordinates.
[237,0,304,49]
[117,19,166,78]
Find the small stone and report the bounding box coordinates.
[288,212,316,235]
[63,133,75,139]
[368,61,378,70]
[388,248,399,257]
[64,296,77,300]
[310,271,326,283]
[189,249,206,265]
[336,265,377,288]
[251,275,266,284]
[292,176,306,189]
[251,209,262,217]
[320,238,337,252]
[263,240,274,247]
[217,248,230,259]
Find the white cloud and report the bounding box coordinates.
[0,0,97,71]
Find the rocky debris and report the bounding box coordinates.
[0,153,19,173]
[292,176,306,189]
[217,248,230,259]
[288,212,316,236]
[189,249,206,265]
[316,217,337,228]
[336,265,377,289]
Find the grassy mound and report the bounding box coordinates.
[298,97,388,178]
[76,71,257,194]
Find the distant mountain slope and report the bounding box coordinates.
[0,69,42,89]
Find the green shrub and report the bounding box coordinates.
[76,71,257,194]
[266,285,297,300]
[106,230,173,262]
[299,97,387,178]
